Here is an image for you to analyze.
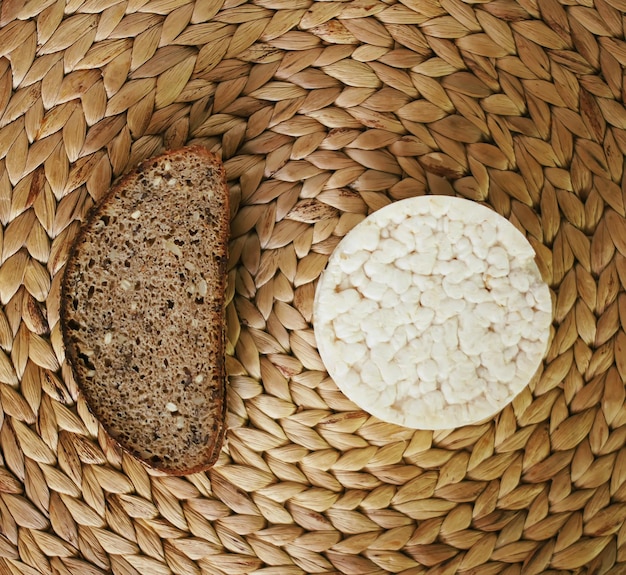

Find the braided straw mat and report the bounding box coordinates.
[2,0,626,574]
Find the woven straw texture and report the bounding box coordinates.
[0,0,626,574]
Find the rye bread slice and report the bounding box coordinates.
[60,146,229,475]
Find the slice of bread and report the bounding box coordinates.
[61,146,229,475]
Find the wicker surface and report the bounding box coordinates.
[0,0,625,573]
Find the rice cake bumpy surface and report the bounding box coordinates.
[61,146,229,475]
[314,196,553,429]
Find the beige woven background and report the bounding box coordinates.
[0,0,625,573]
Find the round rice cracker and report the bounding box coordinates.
[313,196,552,429]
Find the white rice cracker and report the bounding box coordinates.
[314,196,552,429]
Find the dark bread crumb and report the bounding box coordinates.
[61,146,229,475]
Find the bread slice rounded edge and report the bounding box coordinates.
[59,145,229,476]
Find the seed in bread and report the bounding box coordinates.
[60,146,229,475]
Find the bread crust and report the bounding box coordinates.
[61,146,229,475]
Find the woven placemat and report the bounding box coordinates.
[0,0,625,574]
